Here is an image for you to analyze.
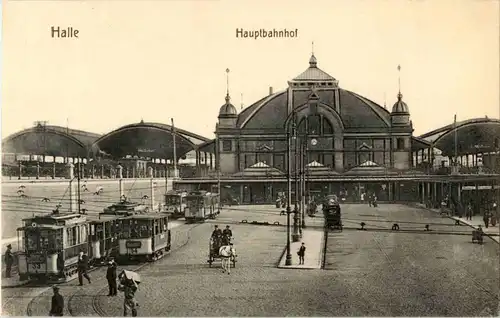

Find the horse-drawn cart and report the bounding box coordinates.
[207,237,237,268]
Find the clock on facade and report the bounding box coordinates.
[311,138,318,146]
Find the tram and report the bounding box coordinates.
[116,213,172,262]
[16,211,90,283]
[162,190,188,219]
[184,191,220,223]
[103,199,150,214]
[323,195,342,230]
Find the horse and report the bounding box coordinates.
[218,244,236,274]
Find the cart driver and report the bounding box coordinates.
[212,225,223,238]
[223,225,232,239]
[211,225,223,249]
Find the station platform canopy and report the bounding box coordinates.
[2,124,100,158]
[91,121,210,160]
[419,117,500,157]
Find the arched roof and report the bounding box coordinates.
[2,125,100,158]
[419,117,500,156]
[92,121,209,160]
[235,89,391,131]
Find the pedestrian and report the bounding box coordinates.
[466,203,473,221]
[4,244,14,278]
[297,242,306,265]
[483,211,490,229]
[49,286,64,316]
[118,276,139,317]
[77,251,91,286]
[106,259,118,296]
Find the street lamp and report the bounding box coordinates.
[292,114,300,243]
[285,128,293,266]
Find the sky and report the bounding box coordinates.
[2,0,499,140]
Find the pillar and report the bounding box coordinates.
[18,161,22,180]
[52,162,56,179]
[101,165,104,179]
[92,166,95,179]
[68,163,76,212]
[117,165,124,199]
[132,166,136,179]
[388,182,393,201]
[148,166,155,210]
[36,162,40,179]
[457,182,462,204]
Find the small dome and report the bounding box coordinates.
[309,54,317,68]
[392,92,409,114]
[219,94,237,117]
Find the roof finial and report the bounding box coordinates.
[240,93,243,110]
[384,92,387,109]
[397,64,402,100]
[312,41,314,55]
[225,68,230,103]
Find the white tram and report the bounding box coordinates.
[116,213,172,262]
[162,190,188,219]
[184,191,220,223]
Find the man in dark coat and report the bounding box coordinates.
[106,259,118,296]
[77,251,91,286]
[298,242,306,265]
[4,244,14,278]
[49,286,64,316]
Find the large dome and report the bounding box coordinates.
[236,89,391,130]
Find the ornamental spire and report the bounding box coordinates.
[397,64,403,100]
[225,68,231,104]
[309,41,317,68]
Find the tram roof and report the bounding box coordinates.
[122,213,169,220]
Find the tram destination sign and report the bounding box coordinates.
[126,241,142,248]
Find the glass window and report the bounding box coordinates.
[25,230,39,251]
[222,140,232,152]
[397,138,405,150]
[308,115,321,135]
[323,118,334,135]
[165,195,181,205]
[131,219,152,238]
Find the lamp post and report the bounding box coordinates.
[292,114,300,243]
[285,128,293,266]
[301,140,307,229]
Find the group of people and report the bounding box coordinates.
[211,225,233,246]
[48,251,138,316]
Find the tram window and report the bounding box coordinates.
[25,231,39,251]
[72,227,77,246]
[154,220,159,235]
[81,225,87,242]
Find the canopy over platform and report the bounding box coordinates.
[419,117,500,156]
[2,124,101,158]
[92,121,209,160]
[197,139,215,154]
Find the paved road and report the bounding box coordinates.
[325,204,500,316]
[3,204,498,316]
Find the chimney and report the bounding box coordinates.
[269,86,273,95]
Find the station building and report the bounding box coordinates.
[2,54,499,208]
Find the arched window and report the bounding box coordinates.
[323,118,333,135]
[295,115,334,136]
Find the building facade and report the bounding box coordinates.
[217,54,413,176]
